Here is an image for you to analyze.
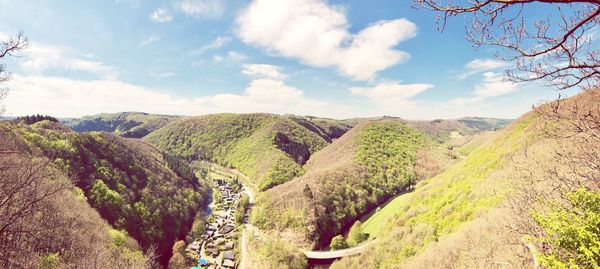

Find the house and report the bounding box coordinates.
[205,247,219,257]
[219,224,235,234]
[223,251,234,261]
[222,259,235,268]
[225,242,234,250]
[207,224,218,232]
[187,241,201,252]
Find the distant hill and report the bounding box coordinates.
[145,113,337,191]
[62,112,179,138]
[15,120,208,267]
[251,120,456,248]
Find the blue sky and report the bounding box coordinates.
[0,0,573,119]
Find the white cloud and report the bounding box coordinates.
[351,81,433,108]
[242,64,286,80]
[474,72,518,98]
[150,72,176,79]
[459,58,509,79]
[191,36,231,54]
[213,51,247,63]
[236,0,416,80]
[3,75,343,118]
[452,72,519,104]
[20,43,117,78]
[138,35,161,48]
[150,8,173,23]
[175,0,224,18]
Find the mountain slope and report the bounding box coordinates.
[145,113,333,190]
[18,120,208,267]
[62,112,179,138]
[252,120,454,248]
[330,112,539,268]
[0,123,154,268]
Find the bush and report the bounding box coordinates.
[330,235,348,250]
[347,221,368,247]
[532,188,600,269]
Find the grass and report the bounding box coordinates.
[361,193,413,238]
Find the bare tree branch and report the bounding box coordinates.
[414,0,600,89]
[0,31,29,116]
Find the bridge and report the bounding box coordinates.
[302,239,376,262]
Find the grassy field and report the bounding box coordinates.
[361,193,413,238]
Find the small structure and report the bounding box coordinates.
[223,251,234,261]
[224,242,234,250]
[222,259,235,268]
[188,241,201,252]
[206,246,219,257]
[219,224,235,234]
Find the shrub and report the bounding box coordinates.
[330,235,348,250]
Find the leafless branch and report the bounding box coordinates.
[414,0,600,89]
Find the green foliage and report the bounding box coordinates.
[342,114,536,268]
[287,115,353,142]
[356,122,431,189]
[19,124,209,266]
[213,189,223,204]
[145,113,329,190]
[330,235,348,250]
[361,193,412,237]
[39,253,61,269]
[532,189,600,269]
[235,194,250,225]
[17,114,58,125]
[64,112,178,138]
[347,220,368,247]
[312,122,431,245]
[254,237,307,269]
[90,180,124,223]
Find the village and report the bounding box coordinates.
[186,178,250,269]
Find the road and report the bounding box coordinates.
[240,227,248,269]
[303,240,376,260]
[238,177,370,266]
[239,183,254,269]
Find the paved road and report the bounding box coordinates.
[240,227,248,269]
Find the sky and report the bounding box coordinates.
[0,0,576,119]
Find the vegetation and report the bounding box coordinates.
[253,120,437,247]
[286,115,353,142]
[530,189,600,269]
[360,194,413,238]
[329,235,348,250]
[245,235,307,269]
[63,112,179,138]
[347,221,368,247]
[0,123,155,268]
[16,114,58,125]
[15,121,209,267]
[331,114,536,268]
[145,113,332,190]
[235,194,250,225]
